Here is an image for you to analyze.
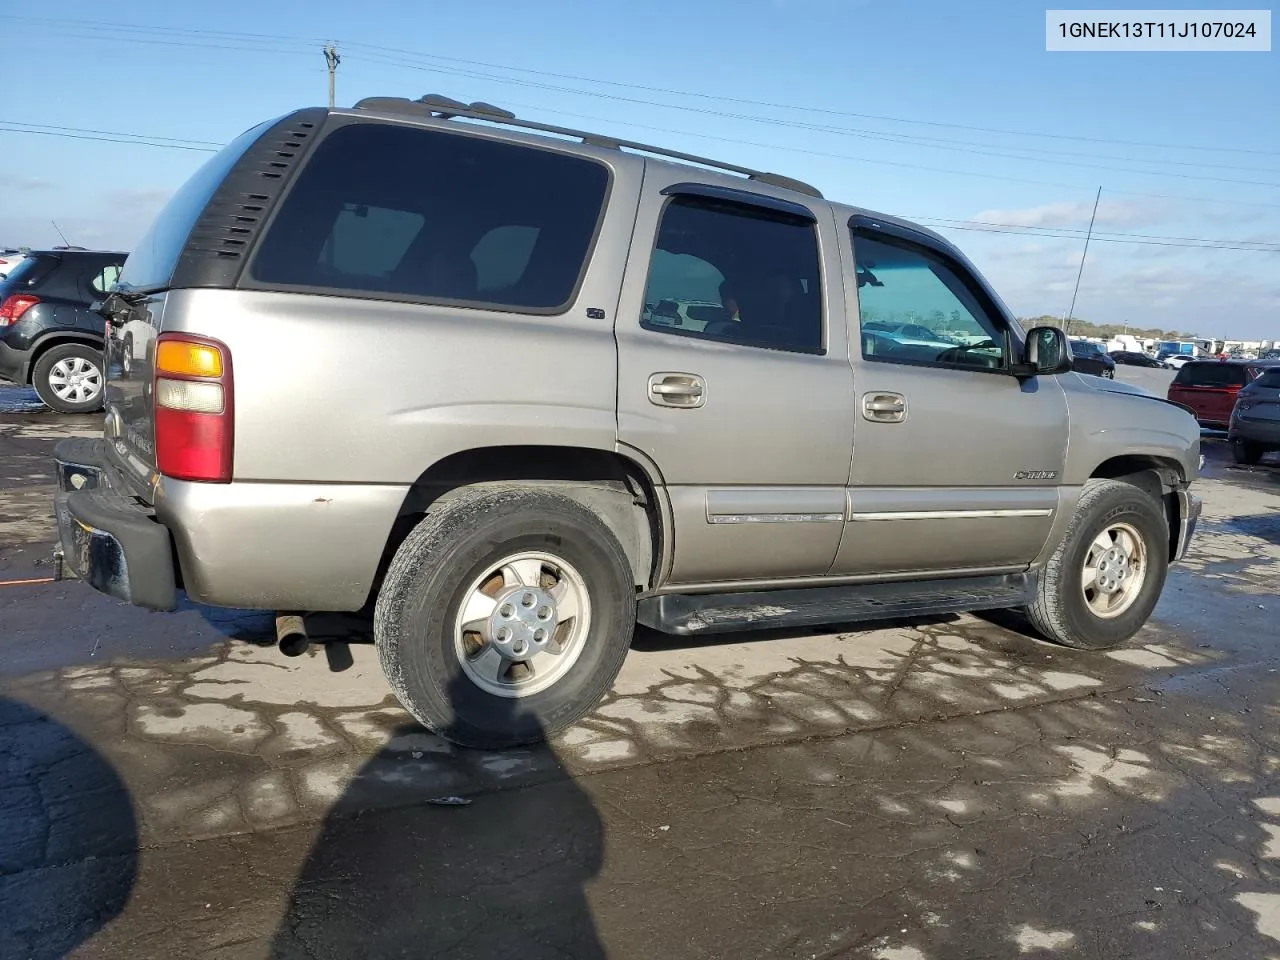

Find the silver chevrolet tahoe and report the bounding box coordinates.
[53,95,1202,748]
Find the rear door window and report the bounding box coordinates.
[250,122,610,313]
[1174,363,1247,387]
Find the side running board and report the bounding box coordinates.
[636,573,1036,636]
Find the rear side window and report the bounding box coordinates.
[250,123,610,312]
[1174,363,1246,387]
[641,194,823,354]
[1254,369,1280,388]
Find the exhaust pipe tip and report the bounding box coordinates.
[275,613,309,657]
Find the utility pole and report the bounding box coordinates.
[324,44,341,109]
[1063,185,1102,336]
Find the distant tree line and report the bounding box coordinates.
[1017,315,1197,341]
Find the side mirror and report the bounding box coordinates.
[1013,325,1072,378]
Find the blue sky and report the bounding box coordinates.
[2,0,1277,337]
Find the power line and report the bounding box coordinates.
[477,97,1280,211]
[5,13,1275,158]
[0,124,218,153]
[3,121,222,147]
[913,217,1280,250]
[353,52,1280,188]
[917,221,1280,252]
[8,15,1280,203]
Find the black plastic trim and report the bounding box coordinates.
[170,108,330,291]
[637,573,1035,635]
[661,182,818,222]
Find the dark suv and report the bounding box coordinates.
[0,249,127,413]
[1069,339,1116,378]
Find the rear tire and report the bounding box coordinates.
[374,486,637,749]
[1025,478,1169,651]
[31,343,105,414]
[1232,438,1264,465]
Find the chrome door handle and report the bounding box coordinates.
[862,392,906,422]
[648,373,706,408]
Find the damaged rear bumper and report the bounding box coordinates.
[52,438,177,611]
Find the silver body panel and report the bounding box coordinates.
[97,107,1201,611]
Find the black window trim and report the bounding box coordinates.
[238,115,616,318]
[660,182,818,223]
[849,215,1019,378]
[637,191,828,357]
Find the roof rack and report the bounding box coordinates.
[352,95,824,200]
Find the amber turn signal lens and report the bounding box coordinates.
[156,340,223,378]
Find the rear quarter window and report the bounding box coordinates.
[116,119,275,294]
[1174,363,1247,387]
[1254,369,1280,388]
[248,122,611,313]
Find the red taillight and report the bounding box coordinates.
[0,294,40,326]
[153,334,233,483]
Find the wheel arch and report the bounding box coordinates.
[25,331,105,384]
[365,444,669,610]
[1088,454,1186,561]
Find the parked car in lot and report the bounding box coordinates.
[1162,354,1197,370]
[1069,339,1116,378]
[1228,365,1280,464]
[0,249,126,413]
[1109,350,1168,369]
[53,95,1203,748]
[1167,359,1276,430]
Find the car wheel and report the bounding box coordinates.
[1025,478,1169,651]
[374,485,637,748]
[1102,368,1115,379]
[31,343,105,414]
[1232,438,1264,465]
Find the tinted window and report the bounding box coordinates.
[118,119,274,294]
[641,194,822,353]
[1174,363,1247,387]
[251,123,610,312]
[91,263,123,293]
[1254,369,1280,388]
[853,232,1005,371]
[0,254,57,293]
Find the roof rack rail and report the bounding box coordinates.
[351,95,824,200]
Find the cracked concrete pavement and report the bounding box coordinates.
[3,379,1280,959]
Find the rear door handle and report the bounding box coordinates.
[862,392,906,422]
[648,372,706,408]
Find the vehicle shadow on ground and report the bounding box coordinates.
[268,670,607,959]
[0,696,138,960]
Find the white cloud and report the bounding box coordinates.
[972,198,1165,229]
[0,173,56,191]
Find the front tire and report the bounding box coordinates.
[31,343,105,414]
[374,486,637,749]
[1026,478,1169,650]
